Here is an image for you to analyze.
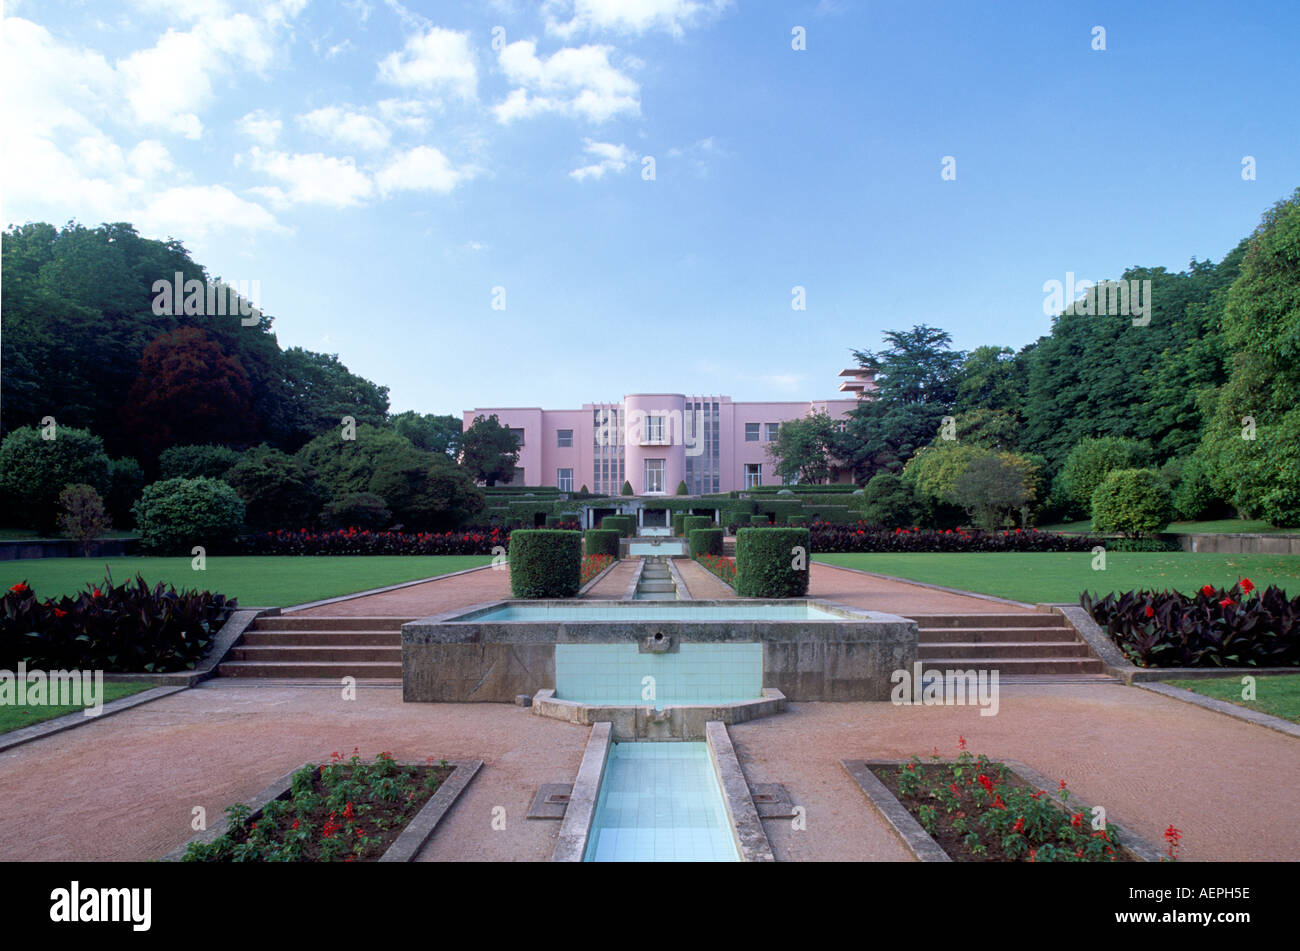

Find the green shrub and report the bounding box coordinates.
[1165,453,1231,521]
[747,513,773,526]
[688,528,723,557]
[158,444,240,480]
[509,530,582,598]
[133,477,245,554]
[786,515,808,526]
[1058,437,1148,518]
[600,515,635,537]
[323,492,391,530]
[735,527,812,598]
[56,484,112,556]
[1090,468,1173,537]
[620,481,633,496]
[224,447,329,531]
[671,512,686,536]
[861,472,923,528]
[370,455,485,531]
[754,498,803,518]
[584,529,621,558]
[681,515,711,538]
[675,480,689,495]
[0,425,112,530]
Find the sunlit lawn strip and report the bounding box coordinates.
[0,681,154,735]
[813,552,1300,603]
[1163,675,1300,723]
[0,555,491,608]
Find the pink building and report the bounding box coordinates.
[463,372,875,494]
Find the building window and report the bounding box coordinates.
[646,415,665,443]
[513,467,526,484]
[557,468,573,492]
[645,459,666,494]
[510,428,525,448]
[744,463,762,488]
[556,429,573,448]
[765,422,780,442]
[745,423,760,442]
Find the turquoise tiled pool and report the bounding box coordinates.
[584,742,740,862]
[555,643,762,705]
[628,540,686,556]
[465,602,841,621]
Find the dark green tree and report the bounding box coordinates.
[460,414,520,486]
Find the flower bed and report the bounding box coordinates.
[873,742,1146,862]
[581,553,615,586]
[181,750,455,862]
[806,524,1104,554]
[1081,579,1299,668]
[237,526,508,556]
[695,553,737,586]
[2,574,235,672]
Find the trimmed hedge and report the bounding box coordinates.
[747,514,773,526]
[681,515,712,539]
[584,528,621,558]
[786,515,808,526]
[509,530,582,598]
[600,515,635,538]
[689,527,724,557]
[671,512,686,536]
[755,498,804,517]
[735,527,811,598]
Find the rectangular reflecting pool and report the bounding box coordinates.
[460,601,843,622]
[555,642,762,706]
[584,742,739,862]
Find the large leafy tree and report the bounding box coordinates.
[279,347,390,448]
[766,412,839,483]
[389,411,463,457]
[460,414,520,485]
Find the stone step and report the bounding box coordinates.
[919,657,1105,675]
[227,645,402,663]
[217,660,402,678]
[918,641,1092,659]
[248,615,412,632]
[637,581,677,593]
[633,593,678,601]
[917,626,1081,644]
[242,630,399,646]
[906,613,1068,629]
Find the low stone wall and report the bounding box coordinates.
[1174,533,1300,554]
[402,598,917,703]
[0,537,140,561]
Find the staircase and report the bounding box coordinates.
[217,615,410,680]
[908,612,1106,678]
[633,556,678,600]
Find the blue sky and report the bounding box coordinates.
[4,0,1298,415]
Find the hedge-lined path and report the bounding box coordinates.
[582,557,641,599]
[2,680,1297,861]
[673,557,737,599]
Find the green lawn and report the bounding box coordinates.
[0,681,156,735]
[1164,675,1300,723]
[1039,519,1297,535]
[812,552,1300,603]
[1,555,492,607]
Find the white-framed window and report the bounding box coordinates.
[744,423,760,442]
[646,415,665,443]
[765,422,780,442]
[512,467,526,483]
[645,458,666,494]
[744,463,762,488]
[556,429,573,448]
[556,468,574,492]
[510,428,525,448]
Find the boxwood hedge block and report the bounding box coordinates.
[600,515,635,537]
[509,530,582,598]
[786,515,808,526]
[755,498,803,517]
[584,528,621,558]
[681,515,712,538]
[735,527,811,598]
[688,527,723,557]
[671,512,686,536]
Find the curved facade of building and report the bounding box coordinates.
[463,373,874,493]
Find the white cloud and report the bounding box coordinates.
[544,0,731,38]
[376,146,473,195]
[237,109,283,145]
[136,184,285,239]
[377,98,432,132]
[378,26,477,99]
[246,147,375,207]
[129,139,176,178]
[569,138,635,181]
[0,19,117,139]
[493,41,639,124]
[666,136,726,176]
[298,106,391,151]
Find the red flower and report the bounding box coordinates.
[53,608,68,618]
[1200,584,1215,597]
[1240,578,1255,594]
[991,794,1007,810]
[958,735,967,751]
[9,582,30,594]
[1219,598,1234,609]
[977,774,994,794]
[1012,817,1025,833]
[92,588,101,598]
[291,819,300,830]
[1071,812,1084,828]
[1144,605,1154,618]
[1058,779,1068,791]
